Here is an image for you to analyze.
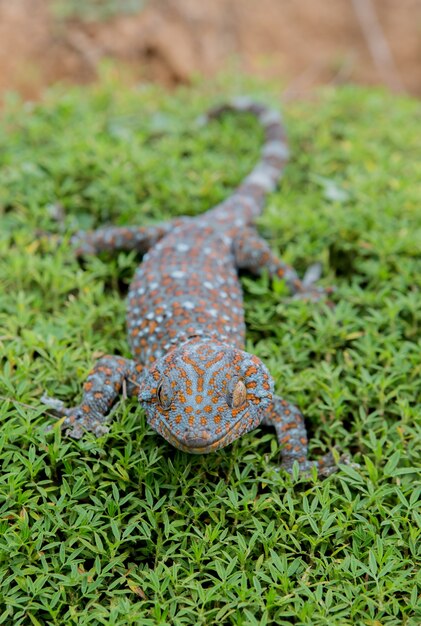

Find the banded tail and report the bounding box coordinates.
[201,97,289,223]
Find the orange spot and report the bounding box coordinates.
[182,354,205,376]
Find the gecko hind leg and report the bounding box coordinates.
[234,227,334,302]
[262,395,338,477]
[42,355,142,439]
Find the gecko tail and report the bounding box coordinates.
[201,97,289,198]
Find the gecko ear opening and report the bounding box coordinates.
[229,379,247,408]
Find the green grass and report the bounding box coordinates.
[0,75,420,625]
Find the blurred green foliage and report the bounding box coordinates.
[52,0,146,22]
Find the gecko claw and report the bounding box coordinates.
[302,262,323,286]
[287,263,336,303]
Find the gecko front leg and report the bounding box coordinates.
[71,219,188,256]
[263,395,338,476]
[42,355,143,438]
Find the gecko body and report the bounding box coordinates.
[44,98,337,474]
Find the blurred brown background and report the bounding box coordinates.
[1,0,420,101]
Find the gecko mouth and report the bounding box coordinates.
[160,414,253,454]
[160,423,227,453]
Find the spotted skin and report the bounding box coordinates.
[43,97,337,475]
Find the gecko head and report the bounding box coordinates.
[138,338,273,453]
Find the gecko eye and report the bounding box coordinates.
[229,379,247,409]
[156,380,172,410]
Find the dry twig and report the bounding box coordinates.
[351,0,404,92]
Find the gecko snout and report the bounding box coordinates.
[184,429,212,447]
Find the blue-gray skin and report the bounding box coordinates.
[43,97,340,475]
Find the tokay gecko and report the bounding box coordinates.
[43,98,340,475]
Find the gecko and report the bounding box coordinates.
[43,97,339,475]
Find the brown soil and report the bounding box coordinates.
[0,0,420,101]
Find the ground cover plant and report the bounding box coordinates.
[0,74,420,625]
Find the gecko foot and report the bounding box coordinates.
[41,394,109,439]
[282,450,358,479]
[291,262,336,304]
